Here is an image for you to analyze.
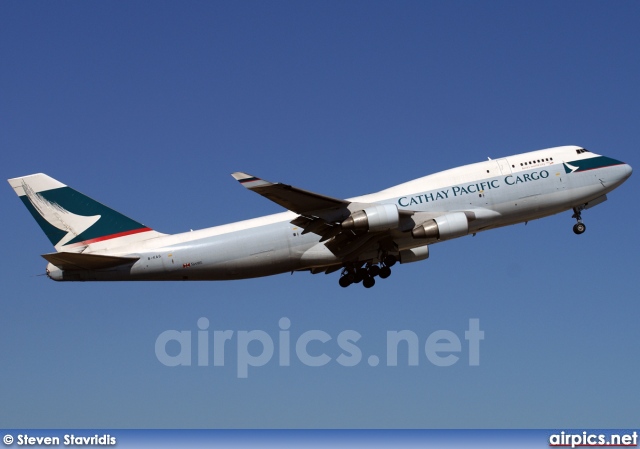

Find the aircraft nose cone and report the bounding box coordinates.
[611,163,633,188]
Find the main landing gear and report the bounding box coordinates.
[338,255,397,288]
[572,206,586,235]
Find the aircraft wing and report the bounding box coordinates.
[232,172,357,241]
[231,172,348,216]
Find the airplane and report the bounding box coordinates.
[8,145,632,288]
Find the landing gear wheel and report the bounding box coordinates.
[571,206,587,235]
[379,265,391,279]
[368,265,380,277]
[339,276,353,288]
[362,276,375,288]
[353,268,366,283]
[383,255,397,267]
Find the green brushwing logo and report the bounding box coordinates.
[20,182,148,248]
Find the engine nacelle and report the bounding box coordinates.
[342,203,400,232]
[411,211,469,241]
[399,245,430,264]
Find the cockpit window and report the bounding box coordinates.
[576,148,590,154]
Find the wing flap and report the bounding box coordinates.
[42,252,140,270]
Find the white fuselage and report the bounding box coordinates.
[46,146,632,281]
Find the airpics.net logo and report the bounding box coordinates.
[155,318,484,378]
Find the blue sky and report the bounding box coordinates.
[1,1,639,428]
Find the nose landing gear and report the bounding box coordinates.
[572,206,586,235]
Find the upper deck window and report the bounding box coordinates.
[518,157,552,167]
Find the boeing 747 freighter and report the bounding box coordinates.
[8,145,632,288]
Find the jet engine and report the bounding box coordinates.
[411,211,469,240]
[341,203,400,232]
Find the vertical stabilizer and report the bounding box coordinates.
[8,173,161,252]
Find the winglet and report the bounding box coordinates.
[231,172,272,189]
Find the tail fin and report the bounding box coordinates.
[8,173,161,252]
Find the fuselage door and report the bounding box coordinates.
[496,158,512,176]
[162,250,182,272]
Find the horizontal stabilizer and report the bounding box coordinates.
[42,252,140,270]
